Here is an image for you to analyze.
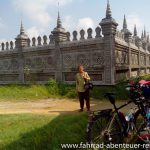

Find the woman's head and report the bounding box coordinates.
[78,64,84,73]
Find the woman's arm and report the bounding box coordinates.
[75,74,79,91]
[83,72,90,80]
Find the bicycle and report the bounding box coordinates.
[128,81,150,145]
[86,92,138,145]
[86,80,150,149]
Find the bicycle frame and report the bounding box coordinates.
[101,96,136,141]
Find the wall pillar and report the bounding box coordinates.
[54,45,63,82]
[15,22,29,84]
[100,16,118,84]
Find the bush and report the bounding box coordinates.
[115,83,128,100]
[58,82,68,96]
[65,88,77,99]
[45,79,129,100]
[46,79,59,95]
[90,86,114,99]
[46,80,77,98]
[141,74,150,80]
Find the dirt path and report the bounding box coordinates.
[0,99,136,115]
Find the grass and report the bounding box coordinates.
[0,74,150,101]
[0,76,149,150]
[0,79,129,101]
[0,85,51,101]
[0,113,142,150]
[0,113,88,150]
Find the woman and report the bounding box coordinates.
[76,64,91,112]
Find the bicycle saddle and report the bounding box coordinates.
[104,92,116,104]
[104,92,116,96]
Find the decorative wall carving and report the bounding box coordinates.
[3,60,9,69]
[63,54,73,68]
[77,54,89,67]
[115,50,128,64]
[25,56,54,70]
[0,59,19,70]
[64,72,75,81]
[35,57,43,68]
[89,73,103,81]
[25,58,32,67]
[11,59,19,70]
[92,52,104,66]
[131,53,138,65]
[47,56,53,65]
[140,55,146,66]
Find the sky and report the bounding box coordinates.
[0,0,150,42]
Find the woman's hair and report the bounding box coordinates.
[78,64,84,70]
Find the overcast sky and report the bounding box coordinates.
[0,0,149,42]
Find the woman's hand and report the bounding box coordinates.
[82,72,90,80]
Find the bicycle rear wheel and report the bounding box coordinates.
[87,110,123,146]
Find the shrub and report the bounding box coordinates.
[58,82,68,96]
[65,88,77,99]
[46,79,59,95]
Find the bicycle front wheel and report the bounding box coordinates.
[87,111,123,145]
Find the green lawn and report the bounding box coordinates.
[0,85,51,101]
[0,76,149,150]
[0,74,149,101]
[0,113,88,150]
[0,83,128,102]
[0,82,77,101]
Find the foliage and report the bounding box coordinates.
[46,79,59,95]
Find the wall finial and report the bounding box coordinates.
[106,0,112,19]
[144,26,146,38]
[141,30,144,39]
[134,24,137,36]
[56,0,62,28]
[20,20,25,35]
[147,33,149,43]
[57,11,63,28]
[123,15,127,30]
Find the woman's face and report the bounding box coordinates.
[79,65,84,73]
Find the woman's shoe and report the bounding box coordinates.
[78,109,83,112]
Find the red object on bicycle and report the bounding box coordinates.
[139,80,150,85]
[138,130,150,143]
